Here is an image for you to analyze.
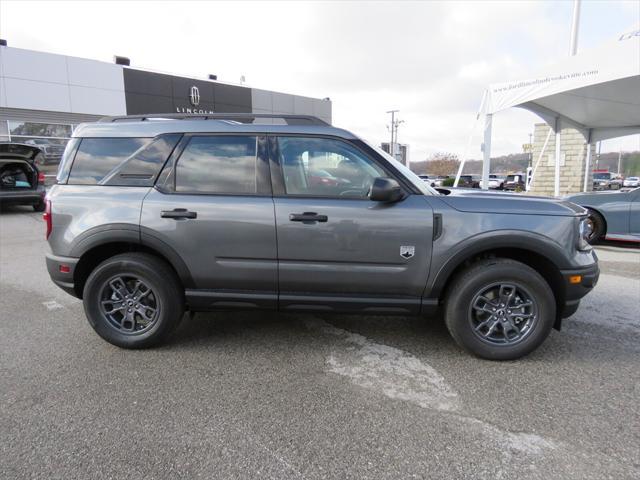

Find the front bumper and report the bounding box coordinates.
[46,253,80,297]
[558,262,600,319]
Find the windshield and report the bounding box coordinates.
[365,141,436,195]
[593,173,610,180]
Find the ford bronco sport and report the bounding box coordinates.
[45,114,598,360]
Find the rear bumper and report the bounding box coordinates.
[46,253,80,298]
[559,262,600,319]
[0,187,46,205]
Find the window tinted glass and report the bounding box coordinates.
[278,137,385,198]
[56,138,81,184]
[175,136,257,194]
[68,138,149,184]
[102,134,181,186]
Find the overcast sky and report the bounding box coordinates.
[1,0,638,161]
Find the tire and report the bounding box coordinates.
[33,200,46,212]
[83,253,184,348]
[445,258,556,360]
[585,208,605,244]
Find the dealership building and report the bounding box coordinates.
[0,44,332,158]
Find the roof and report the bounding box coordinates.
[73,115,355,139]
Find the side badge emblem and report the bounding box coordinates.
[400,246,415,259]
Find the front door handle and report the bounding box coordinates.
[289,212,328,223]
[161,208,197,219]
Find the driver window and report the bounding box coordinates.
[277,137,386,198]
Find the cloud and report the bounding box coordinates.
[1,0,637,161]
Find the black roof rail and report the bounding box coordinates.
[98,113,329,126]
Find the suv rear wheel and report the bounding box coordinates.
[83,253,184,348]
[445,258,555,360]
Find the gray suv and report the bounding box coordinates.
[45,114,598,360]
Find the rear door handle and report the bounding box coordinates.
[289,212,328,223]
[161,208,197,219]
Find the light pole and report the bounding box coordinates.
[569,0,581,56]
[555,0,581,196]
[617,148,622,174]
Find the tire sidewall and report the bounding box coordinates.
[83,256,181,348]
[446,262,555,360]
[587,209,605,243]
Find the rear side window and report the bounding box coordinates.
[69,138,150,184]
[175,136,257,194]
[56,138,81,184]
[67,135,181,186]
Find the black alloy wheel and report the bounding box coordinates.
[469,282,537,346]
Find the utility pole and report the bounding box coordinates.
[528,132,533,167]
[617,148,622,174]
[387,110,398,160]
[386,110,404,163]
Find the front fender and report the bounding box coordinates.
[425,229,574,299]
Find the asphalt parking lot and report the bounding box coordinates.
[1,205,639,480]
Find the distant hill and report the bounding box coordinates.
[410,153,530,176]
[594,151,640,176]
[410,151,640,176]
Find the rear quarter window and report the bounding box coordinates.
[68,138,150,185]
[67,135,181,186]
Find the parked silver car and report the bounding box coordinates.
[45,114,598,360]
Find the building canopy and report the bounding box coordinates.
[464,27,640,193]
[482,27,640,142]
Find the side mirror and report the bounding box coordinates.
[369,177,404,203]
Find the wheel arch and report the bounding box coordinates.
[73,237,194,299]
[429,234,569,329]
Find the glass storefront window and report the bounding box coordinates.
[8,121,72,138]
[4,121,75,171]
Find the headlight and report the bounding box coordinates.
[577,217,592,250]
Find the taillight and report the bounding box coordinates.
[43,199,52,240]
[38,172,46,185]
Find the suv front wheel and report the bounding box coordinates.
[83,253,184,348]
[445,259,555,360]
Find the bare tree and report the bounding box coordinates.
[425,152,460,176]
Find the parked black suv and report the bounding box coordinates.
[45,114,598,360]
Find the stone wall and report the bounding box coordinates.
[529,121,595,196]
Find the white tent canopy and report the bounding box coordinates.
[458,27,640,194]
